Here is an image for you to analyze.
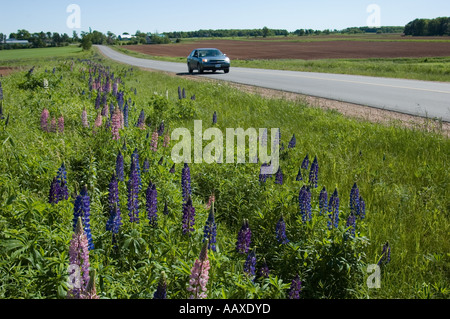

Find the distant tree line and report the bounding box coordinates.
[0,29,79,50]
[164,27,289,39]
[404,17,450,36]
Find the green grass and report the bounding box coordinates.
[0,46,83,62]
[0,48,449,299]
[112,46,450,82]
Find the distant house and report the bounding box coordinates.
[118,34,134,41]
[1,38,29,45]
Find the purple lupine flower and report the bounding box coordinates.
[244,250,257,277]
[288,274,302,299]
[259,163,271,183]
[112,80,118,97]
[153,271,167,299]
[296,167,303,181]
[58,115,64,134]
[95,91,101,109]
[143,158,150,173]
[350,183,360,214]
[106,173,122,234]
[288,134,296,149]
[345,212,356,239]
[169,163,175,174]
[146,181,158,227]
[127,158,140,223]
[158,121,165,136]
[80,186,94,250]
[163,201,169,215]
[191,94,196,101]
[57,163,67,186]
[163,132,170,148]
[276,216,289,244]
[236,219,251,254]
[301,154,309,170]
[117,91,124,109]
[182,88,186,99]
[178,87,182,100]
[318,187,328,216]
[123,102,129,128]
[358,196,366,220]
[203,201,217,252]
[67,217,90,299]
[136,109,145,129]
[257,259,270,279]
[378,241,391,266]
[187,242,210,299]
[327,188,340,229]
[181,163,192,202]
[49,177,61,205]
[182,197,196,235]
[308,156,318,188]
[0,104,4,120]
[82,108,89,128]
[116,151,124,182]
[212,111,217,125]
[299,186,312,223]
[131,148,142,189]
[275,167,283,185]
[56,162,69,201]
[41,108,50,132]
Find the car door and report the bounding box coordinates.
[189,50,198,69]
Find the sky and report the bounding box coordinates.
[1,0,449,37]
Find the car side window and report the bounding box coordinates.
[193,51,198,58]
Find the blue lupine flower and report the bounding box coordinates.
[158,120,165,136]
[288,274,302,299]
[49,177,60,205]
[178,86,182,100]
[301,154,309,170]
[358,196,366,220]
[275,216,289,244]
[308,156,319,188]
[95,92,101,109]
[146,181,158,227]
[116,151,124,182]
[296,167,303,181]
[327,188,340,229]
[212,111,217,125]
[236,219,252,254]
[318,187,328,216]
[350,183,360,214]
[153,272,167,299]
[288,134,296,149]
[378,241,391,266]
[203,201,217,251]
[299,186,312,223]
[127,158,140,223]
[181,163,192,202]
[257,259,270,279]
[345,212,356,239]
[73,186,94,250]
[123,102,129,128]
[244,250,257,277]
[106,173,122,234]
[131,148,142,189]
[182,197,196,235]
[136,109,145,128]
[275,166,283,185]
[143,158,150,174]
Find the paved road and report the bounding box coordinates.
[96,45,450,122]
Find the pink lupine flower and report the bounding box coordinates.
[205,194,215,210]
[163,131,170,148]
[41,108,50,132]
[151,130,158,152]
[94,113,102,128]
[187,243,210,299]
[58,115,64,134]
[111,108,121,140]
[82,108,89,128]
[50,117,57,133]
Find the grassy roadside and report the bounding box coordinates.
[0,46,83,63]
[112,46,450,82]
[0,48,448,299]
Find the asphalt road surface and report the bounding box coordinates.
[96,45,450,122]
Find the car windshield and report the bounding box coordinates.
[198,50,223,57]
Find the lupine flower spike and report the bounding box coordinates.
[244,250,257,277]
[153,271,167,299]
[182,197,196,235]
[41,108,50,132]
[236,219,251,254]
[187,242,210,299]
[67,217,90,299]
[203,201,217,251]
[378,241,391,266]
[276,216,289,244]
[146,181,158,227]
[288,274,302,299]
[288,134,296,149]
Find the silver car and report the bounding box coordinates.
[187,48,231,74]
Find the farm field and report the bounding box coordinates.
[0,48,449,300]
[118,38,450,82]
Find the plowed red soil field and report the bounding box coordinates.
[125,39,450,60]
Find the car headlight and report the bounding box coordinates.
[225,57,230,63]
[202,58,208,63]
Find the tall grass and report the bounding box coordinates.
[0,50,448,299]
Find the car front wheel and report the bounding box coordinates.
[224,68,230,74]
[198,63,204,74]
